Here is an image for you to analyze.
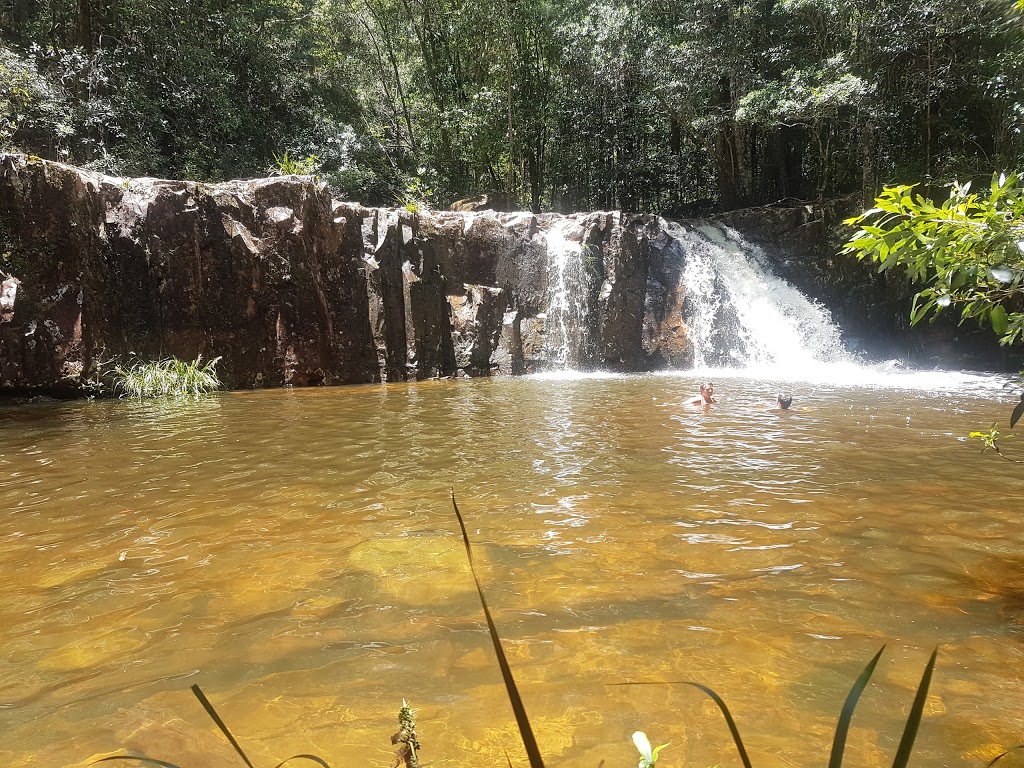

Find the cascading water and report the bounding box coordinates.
[543,220,593,369]
[672,221,852,373]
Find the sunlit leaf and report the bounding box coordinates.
[991,305,1009,336]
[991,266,1014,283]
[633,731,654,761]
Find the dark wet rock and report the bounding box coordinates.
[598,213,648,371]
[407,240,457,379]
[0,154,378,394]
[1,155,1009,397]
[449,284,506,376]
[642,219,692,368]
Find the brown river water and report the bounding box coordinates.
[2,370,1024,768]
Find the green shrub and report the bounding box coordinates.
[113,356,222,398]
[271,150,321,177]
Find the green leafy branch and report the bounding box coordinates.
[842,173,1024,346]
[843,173,1024,460]
[395,169,434,215]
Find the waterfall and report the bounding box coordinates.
[533,216,851,376]
[543,219,593,369]
[671,221,852,371]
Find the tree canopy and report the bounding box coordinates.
[2,0,1022,211]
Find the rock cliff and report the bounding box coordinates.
[0,155,1003,397]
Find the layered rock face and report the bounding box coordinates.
[0,155,998,396]
[0,156,703,394]
[0,155,377,393]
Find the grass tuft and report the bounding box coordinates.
[608,647,938,768]
[113,356,222,398]
[449,492,943,768]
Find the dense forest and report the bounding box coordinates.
[1,0,1022,213]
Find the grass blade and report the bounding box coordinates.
[828,646,886,768]
[90,757,183,768]
[891,648,938,768]
[272,755,334,768]
[451,490,545,768]
[608,680,753,768]
[682,681,753,768]
[191,684,256,768]
[987,745,1024,768]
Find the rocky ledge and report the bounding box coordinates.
[0,155,1002,397]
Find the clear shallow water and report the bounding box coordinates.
[2,372,1024,768]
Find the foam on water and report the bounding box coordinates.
[531,216,1015,397]
[528,370,628,382]
[656,363,1015,396]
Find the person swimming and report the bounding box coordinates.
[776,393,793,410]
[689,382,718,405]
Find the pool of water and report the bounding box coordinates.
[2,371,1024,768]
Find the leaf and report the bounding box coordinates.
[633,732,653,761]
[986,745,1024,768]
[610,681,753,768]
[1010,394,1024,428]
[991,305,1009,336]
[910,295,936,325]
[90,758,183,768]
[891,648,938,768]
[828,647,885,768]
[272,756,334,768]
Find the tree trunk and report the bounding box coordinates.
[78,0,94,52]
[528,148,541,213]
[860,120,876,206]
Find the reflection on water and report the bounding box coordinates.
[2,373,1024,768]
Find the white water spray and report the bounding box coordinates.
[544,220,592,369]
[673,222,852,375]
